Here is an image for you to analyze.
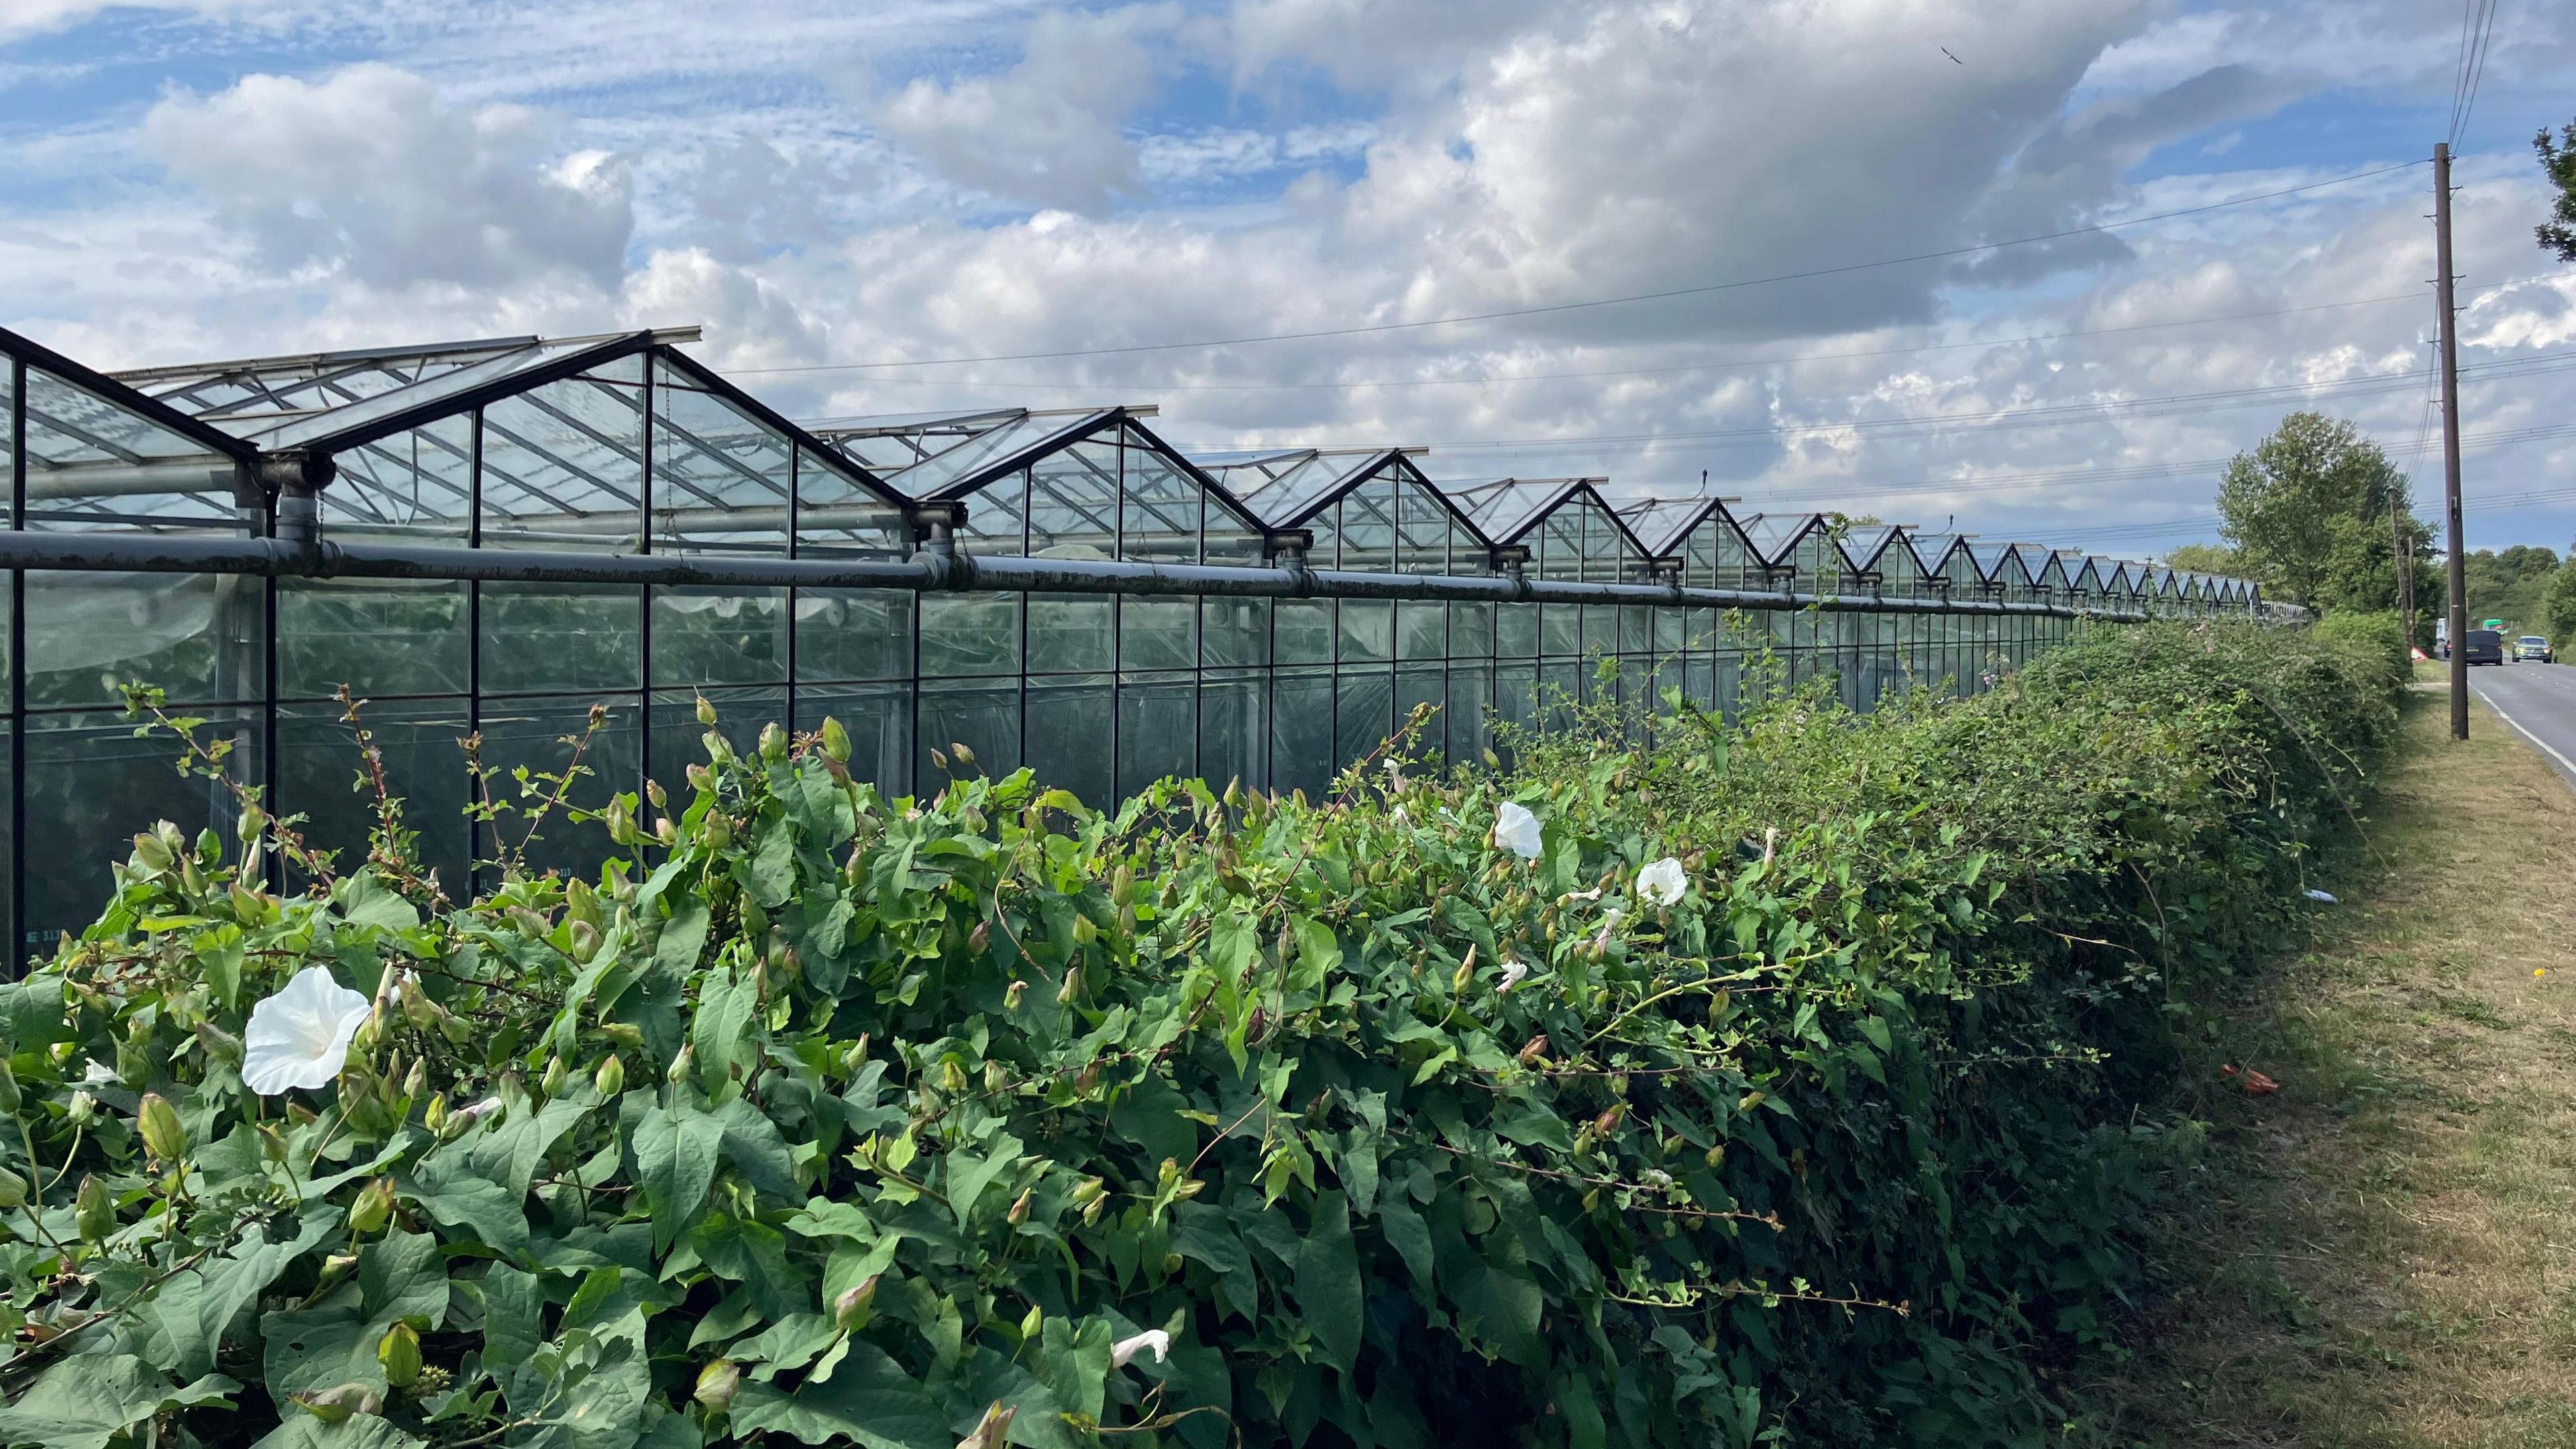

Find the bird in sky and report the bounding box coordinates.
[1941,46,1963,64]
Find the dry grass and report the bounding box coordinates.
[2075,682,2576,1448]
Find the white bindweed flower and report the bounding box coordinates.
[1497,959,1532,994]
[241,967,373,1095]
[1636,857,1688,906]
[1492,802,1543,859]
[80,1059,119,1085]
[1112,1329,1170,1368]
[454,1096,506,1126]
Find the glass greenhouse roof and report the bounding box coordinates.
[1442,477,1601,547]
[1612,493,1730,559]
[1189,447,1419,531]
[1739,513,1824,568]
[1836,524,1902,573]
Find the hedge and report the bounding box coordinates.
[0,620,2401,1449]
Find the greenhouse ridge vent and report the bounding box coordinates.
[0,321,2260,965]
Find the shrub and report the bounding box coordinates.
[2312,609,2412,690]
[0,623,2398,1449]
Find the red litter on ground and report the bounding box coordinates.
[2220,1064,2281,1095]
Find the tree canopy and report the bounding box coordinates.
[2216,412,2428,613]
[2538,118,2576,261]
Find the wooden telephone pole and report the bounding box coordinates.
[2435,143,2469,741]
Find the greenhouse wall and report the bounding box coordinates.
[0,327,2255,969]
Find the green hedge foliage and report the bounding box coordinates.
[0,621,2400,1449]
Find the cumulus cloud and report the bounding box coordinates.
[142,63,633,290]
[871,7,1174,213]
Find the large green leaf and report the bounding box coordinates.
[1295,1190,1364,1372]
[632,1103,724,1250]
[245,1413,425,1449]
[0,1357,235,1449]
[143,1208,341,1379]
[729,1341,951,1449]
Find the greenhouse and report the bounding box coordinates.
[0,322,2258,963]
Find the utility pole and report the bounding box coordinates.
[2393,490,2415,652]
[2435,142,2468,741]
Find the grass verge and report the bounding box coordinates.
[2074,683,2576,1446]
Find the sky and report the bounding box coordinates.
[1,0,2571,559]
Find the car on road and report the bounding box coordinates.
[2517,635,2554,663]
[2462,629,2506,665]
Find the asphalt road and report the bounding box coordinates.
[2465,659,2576,791]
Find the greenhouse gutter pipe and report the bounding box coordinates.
[0,529,2148,622]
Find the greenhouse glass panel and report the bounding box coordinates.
[920,593,1021,678]
[1116,672,1195,799]
[22,366,242,534]
[920,680,1020,784]
[651,587,788,687]
[797,590,912,684]
[1269,667,1336,799]
[1030,440,1120,561]
[649,361,792,554]
[1397,600,1445,661]
[795,683,912,797]
[25,570,264,708]
[276,699,472,897]
[1275,600,1333,667]
[1199,671,1265,792]
[967,465,1032,553]
[474,694,640,885]
[796,444,908,559]
[1395,479,1450,574]
[1447,601,1493,661]
[279,578,469,700]
[1024,674,1112,807]
[23,708,259,947]
[1338,479,1397,574]
[1199,597,1269,669]
[1118,433,1203,564]
[1446,665,1491,764]
[1395,666,1444,752]
[1335,669,1393,767]
[326,417,472,542]
[1120,597,1196,672]
[480,584,641,695]
[1027,595,1114,674]
[1336,599,1391,665]
[1497,603,1538,659]
[478,362,647,552]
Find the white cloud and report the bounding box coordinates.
[871,6,1174,213]
[141,62,634,290]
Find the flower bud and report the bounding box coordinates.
[594,1055,625,1097]
[350,1176,394,1236]
[74,1173,113,1242]
[66,1090,96,1128]
[686,763,714,795]
[1451,958,1474,995]
[1071,1176,1106,1208]
[821,717,851,763]
[402,1057,428,1103]
[258,1122,292,1163]
[131,831,174,873]
[237,802,266,841]
[1593,1104,1625,1137]
[941,1059,968,1094]
[702,814,733,851]
[0,1166,26,1210]
[1004,980,1027,1012]
[1056,967,1082,1006]
[667,1044,694,1085]
[1006,1187,1032,1225]
[1019,1304,1042,1339]
[0,1060,18,1115]
[138,1093,186,1163]
[758,722,787,763]
[841,1037,870,1075]
[983,1060,1008,1095]
[657,818,680,847]
[194,1021,244,1067]
[647,778,669,811]
[696,696,718,727]
[377,1322,421,1388]
[602,1022,644,1049]
[694,1359,741,1414]
[1517,1034,1550,1065]
[566,920,600,963]
[421,1095,448,1136]
[833,1274,879,1330]
[702,731,734,765]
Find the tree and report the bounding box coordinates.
[2546,559,2576,645]
[2538,118,2576,260]
[2216,411,2426,613]
[2159,541,2241,576]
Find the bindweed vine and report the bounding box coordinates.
[0,622,2402,1449]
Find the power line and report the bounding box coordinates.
[739,160,2426,375]
[2451,0,2504,146]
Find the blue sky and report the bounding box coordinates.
[3,0,2572,558]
